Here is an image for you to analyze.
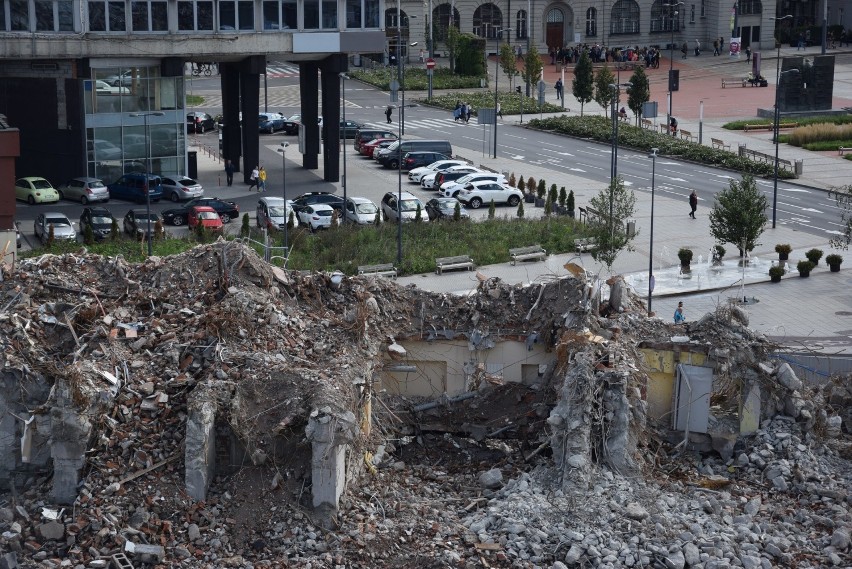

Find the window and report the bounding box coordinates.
[586,7,596,37]
[346,0,360,27]
[610,0,639,35]
[88,0,126,31]
[739,0,762,16]
[218,1,253,30]
[472,3,501,39]
[700,0,705,18]
[36,0,73,31]
[131,0,167,31]
[10,0,29,30]
[304,0,337,29]
[433,3,459,41]
[515,9,526,39]
[690,4,695,23]
[178,0,213,30]
[650,0,681,33]
[384,7,407,28]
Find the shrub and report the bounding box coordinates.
[548,183,558,205]
[111,219,120,241]
[83,223,94,245]
[797,260,815,274]
[288,210,296,229]
[678,247,693,264]
[805,248,823,265]
[488,200,495,219]
[527,176,536,195]
[826,253,843,265]
[423,91,563,115]
[768,265,786,278]
[241,213,250,237]
[544,197,553,216]
[517,201,525,218]
[453,201,461,221]
[415,204,423,222]
[567,190,575,212]
[713,244,726,261]
[537,179,546,199]
[775,243,792,254]
[786,123,852,147]
[559,186,567,207]
[517,176,526,193]
[723,115,852,130]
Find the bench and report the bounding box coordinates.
[679,129,697,143]
[358,263,397,278]
[743,123,799,131]
[721,77,748,88]
[711,137,731,151]
[575,238,597,253]
[839,147,851,156]
[509,245,547,265]
[436,255,475,275]
[641,118,653,130]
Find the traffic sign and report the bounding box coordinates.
[425,58,436,70]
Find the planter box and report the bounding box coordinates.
[778,252,789,261]
[770,275,782,283]
[798,271,811,278]
[829,264,841,272]
[534,198,545,207]
[680,264,691,273]
[524,194,535,203]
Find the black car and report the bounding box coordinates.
[402,152,449,171]
[161,197,240,226]
[339,120,366,139]
[425,197,470,221]
[282,115,301,135]
[292,192,344,213]
[123,209,162,238]
[79,207,117,240]
[187,112,216,134]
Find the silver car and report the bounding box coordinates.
[34,212,77,244]
[344,197,380,225]
[161,176,204,202]
[56,177,109,204]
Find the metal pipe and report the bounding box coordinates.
[129,111,164,256]
[648,148,658,316]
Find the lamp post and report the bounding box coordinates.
[609,82,631,242]
[396,102,418,265]
[647,148,659,316]
[340,72,349,221]
[772,68,799,229]
[663,2,683,136]
[277,142,290,254]
[493,27,511,159]
[129,111,165,256]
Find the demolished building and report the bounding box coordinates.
[0,241,850,568]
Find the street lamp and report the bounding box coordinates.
[772,68,799,229]
[400,40,417,136]
[609,82,631,242]
[663,2,683,136]
[396,102,418,265]
[129,111,165,256]
[340,72,350,222]
[493,27,511,159]
[277,142,290,255]
[647,148,659,317]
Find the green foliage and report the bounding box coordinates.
[525,115,796,179]
[288,210,296,229]
[521,45,544,91]
[768,265,786,278]
[713,244,726,262]
[527,177,537,196]
[627,67,650,122]
[786,124,852,146]
[678,248,693,264]
[572,51,594,115]
[110,219,119,241]
[544,197,553,216]
[797,260,815,274]
[446,26,461,73]
[517,201,524,219]
[194,221,207,243]
[708,175,768,254]
[826,253,843,266]
[559,186,567,207]
[799,140,852,151]
[488,200,495,219]
[415,204,423,222]
[830,184,852,251]
[374,211,382,226]
[241,213,250,237]
[586,176,638,271]
[805,248,823,264]
[508,172,517,187]
[567,190,575,212]
[517,176,526,193]
[83,223,95,245]
[351,67,481,90]
[186,95,204,106]
[723,115,852,130]
[424,92,562,115]
[536,179,546,199]
[548,184,558,205]
[594,65,617,118]
[455,33,486,77]
[453,201,461,221]
[499,43,520,89]
[775,243,792,254]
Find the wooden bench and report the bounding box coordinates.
[509,245,547,265]
[721,77,748,88]
[575,238,597,253]
[839,147,851,156]
[641,118,653,130]
[436,255,475,275]
[358,263,397,278]
[711,137,731,151]
[743,123,799,131]
[680,129,697,143]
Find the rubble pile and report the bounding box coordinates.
[0,244,850,568]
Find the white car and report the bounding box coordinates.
[407,160,468,183]
[257,196,298,230]
[95,80,130,94]
[380,191,429,223]
[296,203,335,231]
[34,212,77,244]
[344,197,380,225]
[422,165,481,190]
[456,181,523,209]
[441,172,507,198]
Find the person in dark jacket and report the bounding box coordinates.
[689,190,698,219]
[385,105,393,124]
[224,159,235,186]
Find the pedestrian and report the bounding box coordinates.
[713,39,719,56]
[418,48,424,63]
[465,104,472,123]
[258,166,267,192]
[745,46,752,63]
[669,116,678,136]
[497,101,503,119]
[797,33,805,51]
[385,105,393,124]
[689,190,698,218]
[719,36,724,51]
[673,301,686,324]
[555,78,563,101]
[248,165,259,191]
[453,101,461,122]
[224,159,235,186]
[681,41,688,59]
[516,45,523,60]
[694,39,701,56]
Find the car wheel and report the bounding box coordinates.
[469,197,483,209]
[58,191,65,200]
[507,195,521,207]
[171,192,180,203]
[81,195,89,205]
[172,215,186,226]
[27,195,35,205]
[220,213,231,224]
[389,160,399,169]
[198,124,205,134]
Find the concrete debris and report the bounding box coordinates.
[0,243,849,568]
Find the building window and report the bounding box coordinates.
[345,0,380,29]
[88,0,126,31]
[690,4,695,23]
[10,0,29,30]
[304,0,336,29]
[515,9,526,39]
[738,0,762,16]
[700,0,705,18]
[346,0,360,27]
[432,3,458,41]
[131,1,167,31]
[650,0,681,33]
[472,3,501,38]
[610,0,639,35]
[177,0,213,30]
[218,1,254,30]
[35,0,73,31]
[586,7,596,37]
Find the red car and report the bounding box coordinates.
[360,138,397,158]
[188,206,223,233]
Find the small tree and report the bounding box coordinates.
[708,174,768,256]
[536,179,546,199]
[559,186,567,208]
[527,176,536,195]
[627,66,650,125]
[110,218,120,241]
[241,213,250,237]
[83,222,95,245]
[587,176,638,272]
[374,211,382,226]
[446,26,462,73]
[194,221,207,243]
[499,43,520,90]
[154,220,165,240]
[453,201,461,221]
[594,65,617,117]
[829,183,852,250]
[544,197,553,216]
[46,224,55,248]
[517,176,526,193]
[517,201,525,219]
[508,172,517,187]
[567,189,575,213]
[415,203,423,222]
[572,51,594,115]
[548,183,558,206]
[521,45,544,95]
[288,210,296,229]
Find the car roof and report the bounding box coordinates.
[347,196,373,203]
[309,203,334,211]
[129,209,158,215]
[42,212,71,219]
[68,176,103,183]
[86,206,112,214]
[395,191,419,200]
[190,205,216,212]
[20,176,50,182]
[260,196,285,203]
[467,179,509,187]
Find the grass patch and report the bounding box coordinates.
[350,67,482,90]
[186,95,205,106]
[784,123,852,146]
[723,115,852,130]
[424,92,564,116]
[800,140,852,151]
[528,115,796,179]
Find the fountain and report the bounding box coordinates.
[626,254,773,297]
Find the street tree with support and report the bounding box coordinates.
[587,176,638,272]
[708,175,768,257]
[499,43,520,92]
[572,51,594,116]
[593,65,617,117]
[627,67,650,125]
[521,45,544,99]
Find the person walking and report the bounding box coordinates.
[555,78,563,101]
[258,166,267,192]
[681,42,688,59]
[689,190,698,219]
[497,101,503,119]
[673,302,686,323]
[385,105,393,124]
[224,159,235,187]
[713,39,719,56]
[693,39,701,56]
[745,46,752,63]
[248,165,259,191]
[669,116,678,136]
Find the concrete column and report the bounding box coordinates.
[49,381,92,505]
[239,57,263,184]
[306,409,357,525]
[299,62,320,170]
[319,54,348,182]
[220,63,242,174]
[185,399,217,501]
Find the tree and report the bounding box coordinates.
[708,175,768,256]
[446,26,461,73]
[455,33,486,77]
[572,51,594,116]
[521,45,544,94]
[587,176,638,272]
[594,65,616,118]
[829,184,852,250]
[499,43,519,91]
[626,66,650,125]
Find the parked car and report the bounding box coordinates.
[338,120,366,139]
[256,196,298,230]
[354,129,397,152]
[361,138,396,159]
[408,159,468,183]
[425,166,481,190]
[161,197,239,226]
[107,173,163,204]
[161,176,204,202]
[123,209,162,238]
[344,197,380,225]
[425,197,470,221]
[380,191,429,223]
[79,207,117,241]
[401,152,450,172]
[259,113,285,134]
[295,203,335,231]
[456,181,523,209]
[95,80,129,95]
[56,177,109,204]
[188,206,224,233]
[34,212,77,244]
[15,177,60,205]
[440,172,507,198]
[292,192,344,213]
[282,115,301,135]
[186,112,216,133]
[88,139,122,161]
[103,70,133,87]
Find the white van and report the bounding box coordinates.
[256,196,298,230]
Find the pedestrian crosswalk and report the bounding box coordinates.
[360,116,485,132]
[266,63,300,78]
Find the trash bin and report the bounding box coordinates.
[794,159,803,176]
[187,150,198,179]
[626,221,636,238]
[353,54,362,67]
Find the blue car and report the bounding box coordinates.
[259,113,285,134]
[107,173,163,204]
